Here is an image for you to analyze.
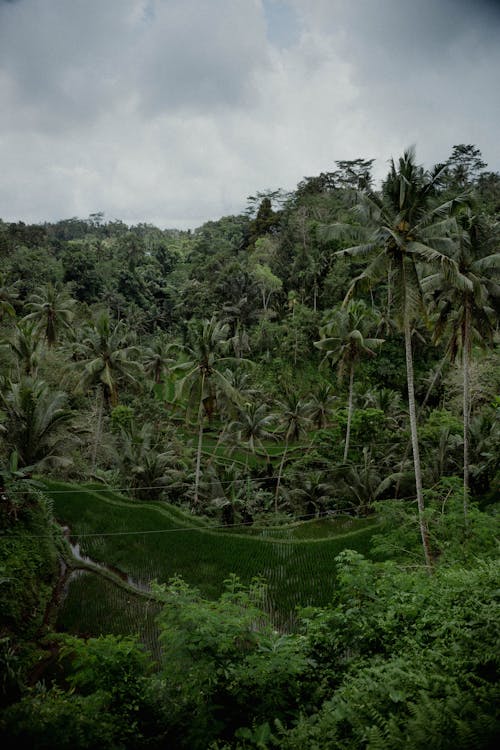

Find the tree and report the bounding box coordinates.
[114,422,186,500]
[72,312,142,470]
[251,262,283,314]
[23,282,76,348]
[0,272,19,321]
[175,316,246,506]
[2,321,42,378]
[306,383,337,430]
[315,300,383,461]
[325,147,464,570]
[0,377,74,470]
[286,469,334,518]
[226,401,277,467]
[444,144,487,190]
[422,209,500,512]
[142,334,179,385]
[274,391,311,511]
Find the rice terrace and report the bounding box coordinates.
[45,480,377,646]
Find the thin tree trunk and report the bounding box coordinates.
[344,363,354,462]
[463,297,471,517]
[395,347,449,498]
[275,438,288,514]
[194,373,205,507]
[92,386,104,473]
[404,318,433,571]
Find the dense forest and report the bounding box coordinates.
[0,144,499,748]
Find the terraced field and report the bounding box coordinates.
[44,480,378,642]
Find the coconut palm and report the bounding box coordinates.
[306,383,337,430]
[23,282,76,348]
[362,387,405,428]
[72,311,142,470]
[286,469,334,518]
[0,273,19,321]
[115,422,187,500]
[142,334,180,385]
[274,390,311,511]
[422,209,500,512]
[332,448,404,516]
[315,300,384,461]
[1,321,42,378]
[0,377,74,470]
[325,147,465,569]
[175,316,248,506]
[226,401,277,466]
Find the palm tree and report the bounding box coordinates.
[286,469,334,518]
[325,148,464,570]
[332,448,401,517]
[2,321,42,378]
[306,383,337,430]
[226,401,277,466]
[315,300,384,461]
[274,390,311,511]
[142,334,180,385]
[23,282,76,348]
[423,209,500,513]
[175,316,247,506]
[0,272,19,321]
[115,422,187,500]
[0,377,75,470]
[72,311,142,470]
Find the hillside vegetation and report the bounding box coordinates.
[0,144,499,747]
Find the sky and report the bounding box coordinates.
[0,0,499,229]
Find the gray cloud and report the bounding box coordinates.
[0,0,499,227]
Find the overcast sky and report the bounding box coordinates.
[1,0,499,229]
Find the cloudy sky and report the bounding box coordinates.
[1,0,499,229]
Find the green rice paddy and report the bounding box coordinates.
[44,480,378,639]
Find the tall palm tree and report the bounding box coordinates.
[422,209,500,512]
[325,148,464,570]
[23,282,76,348]
[175,316,247,506]
[72,311,142,470]
[274,390,311,511]
[315,300,383,461]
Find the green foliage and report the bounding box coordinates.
[0,498,59,637]
[371,477,499,564]
[283,552,500,750]
[151,574,309,748]
[0,685,119,750]
[1,147,500,748]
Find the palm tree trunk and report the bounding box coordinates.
[194,374,206,507]
[463,297,471,516]
[275,438,288,513]
[344,363,354,462]
[92,386,104,473]
[395,347,449,498]
[404,319,433,572]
